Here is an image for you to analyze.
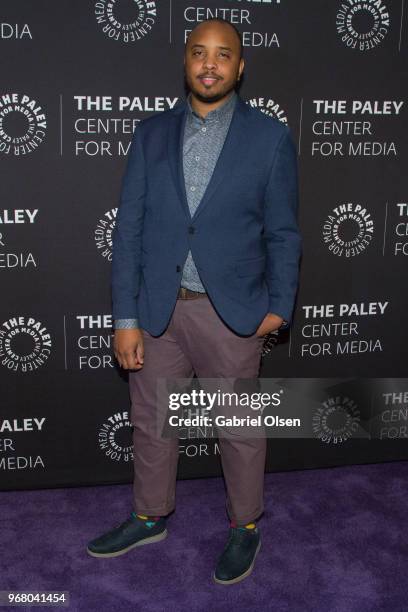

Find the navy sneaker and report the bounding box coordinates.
[214,526,261,585]
[87,513,167,558]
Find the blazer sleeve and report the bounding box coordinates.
[111,123,146,322]
[263,126,302,330]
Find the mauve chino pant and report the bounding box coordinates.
[128,293,266,524]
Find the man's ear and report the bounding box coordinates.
[239,58,245,79]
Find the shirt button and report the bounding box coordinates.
[190,186,196,191]
[201,127,206,132]
[195,156,200,161]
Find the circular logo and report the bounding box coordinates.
[98,412,134,462]
[322,202,374,257]
[312,395,361,444]
[94,208,117,261]
[336,0,390,51]
[95,0,157,43]
[245,97,288,124]
[0,317,52,372]
[0,94,47,156]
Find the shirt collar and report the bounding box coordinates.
[186,90,237,125]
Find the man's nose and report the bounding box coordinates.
[203,56,217,70]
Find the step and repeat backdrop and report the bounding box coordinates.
[1,0,408,491]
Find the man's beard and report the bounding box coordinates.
[184,72,238,105]
[192,89,232,104]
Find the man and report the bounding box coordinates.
[87,17,302,585]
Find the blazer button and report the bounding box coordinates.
[188,226,195,234]
[176,265,181,272]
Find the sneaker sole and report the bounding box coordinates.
[86,528,168,558]
[213,539,261,585]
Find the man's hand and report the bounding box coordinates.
[256,313,284,337]
[113,328,144,370]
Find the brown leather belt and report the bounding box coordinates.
[177,286,207,299]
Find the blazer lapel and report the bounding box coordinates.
[167,100,191,220]
[167,94,250,222]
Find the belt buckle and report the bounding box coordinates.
[179,286,188,299]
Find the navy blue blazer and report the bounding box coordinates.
[111,94,302,336]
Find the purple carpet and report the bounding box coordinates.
[3,461,408,611]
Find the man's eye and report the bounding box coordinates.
[193,51,202,56]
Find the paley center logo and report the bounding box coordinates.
[98,411,134,462]
[95,0,157,43]
[74,95,177,157]
[322,201,374,257]
[0,416,46,471]
[94,207,117,260]
[246,97,288,124]
[0,94,47,156]
[336,0,390,51]
[0,208,38,269]
[0,316,52,372]
[312,395,361,444]
[184,6,279,47]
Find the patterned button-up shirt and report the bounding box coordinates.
[180,89,236,291]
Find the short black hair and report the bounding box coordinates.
[187,18,243,59]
